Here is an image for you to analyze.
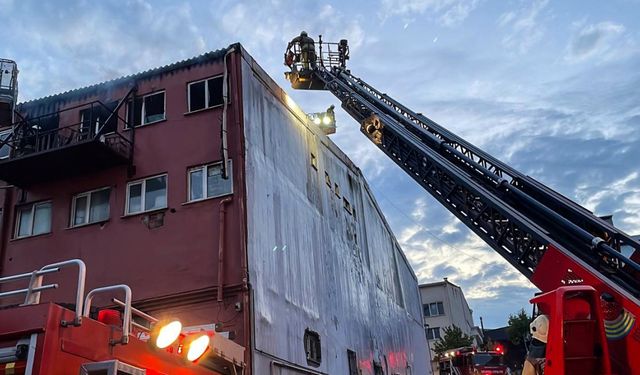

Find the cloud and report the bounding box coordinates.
[566,21,632,63]
[498,0,549,53]
[379,0,480,27]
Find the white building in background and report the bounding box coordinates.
[419,278,483,374]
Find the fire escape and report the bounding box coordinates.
[0,68,136,186]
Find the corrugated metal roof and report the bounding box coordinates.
[19,44,238,107]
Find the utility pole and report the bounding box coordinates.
[479,316,486,350]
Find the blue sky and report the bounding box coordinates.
[2,0,639,328]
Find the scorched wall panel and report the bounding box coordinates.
[240,52,428,375]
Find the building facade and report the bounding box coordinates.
[419,279,482,374]
[0,45,428,374]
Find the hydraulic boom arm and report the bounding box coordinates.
[284,35,640,374]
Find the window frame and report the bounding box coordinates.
[70,186,111,227]
[426,327,441,340]
[125,174,168,216]
[303,329,322,367]
[424,301,445,317]
[0,129,12,159]
[187,161,233,203]
[14,201,52,239]
[186,75,224,113]
[79,104,118,136]
[125,90,167,129]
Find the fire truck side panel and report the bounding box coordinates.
[532,245,640,374]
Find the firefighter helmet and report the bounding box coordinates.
[530,314,549,343]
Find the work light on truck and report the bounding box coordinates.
[185,333,212,362]
[153,320,183,349]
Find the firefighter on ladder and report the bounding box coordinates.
[523,315,548,375]
[285,31,317,71]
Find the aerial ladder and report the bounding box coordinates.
[284,34,640,375]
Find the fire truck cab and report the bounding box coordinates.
[438,347,509,375]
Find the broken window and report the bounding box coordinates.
[347,350,358,375]
[188,76,224,112]
[343,197,352,214]
[126,91,165,127]
[304,329,321,367]
[79,102,117,136]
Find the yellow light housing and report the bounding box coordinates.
[186,334,211,362]
[155,320,183,349]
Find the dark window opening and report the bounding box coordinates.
[426,327,441,340]
[343,197,352,214]
[189,81,206,111]
[374,361,384,375]
[324,172,331,187]
[188,76,224,112]
[304,329,321,367]
[79,108,93,134]
[39,114,59,131]
[207,76,224,107]
[310,153,317,170]
[144,92,165,123]
[423,301,444,317]
[348,350,358,375]
[100,101,118,134]
[79,102,118,136]
[127,92,164,127]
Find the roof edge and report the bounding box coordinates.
[18,43,242,107]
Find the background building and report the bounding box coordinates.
[0,44,428,374]
[420,278,483,374]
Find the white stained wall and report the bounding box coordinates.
[241,50,429,375]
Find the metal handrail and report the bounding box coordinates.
[0,284,59,298]
[84,285,132,345]
[40,259,87,326]
[0,267,59,284]
[3,119,132,160]
[0,259,86,326]
[3,95,136,161]
[112,297,158,332]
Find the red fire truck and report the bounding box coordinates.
[438,347,509,375]
[0,259,245,374]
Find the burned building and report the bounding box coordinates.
[0,44,427,374]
